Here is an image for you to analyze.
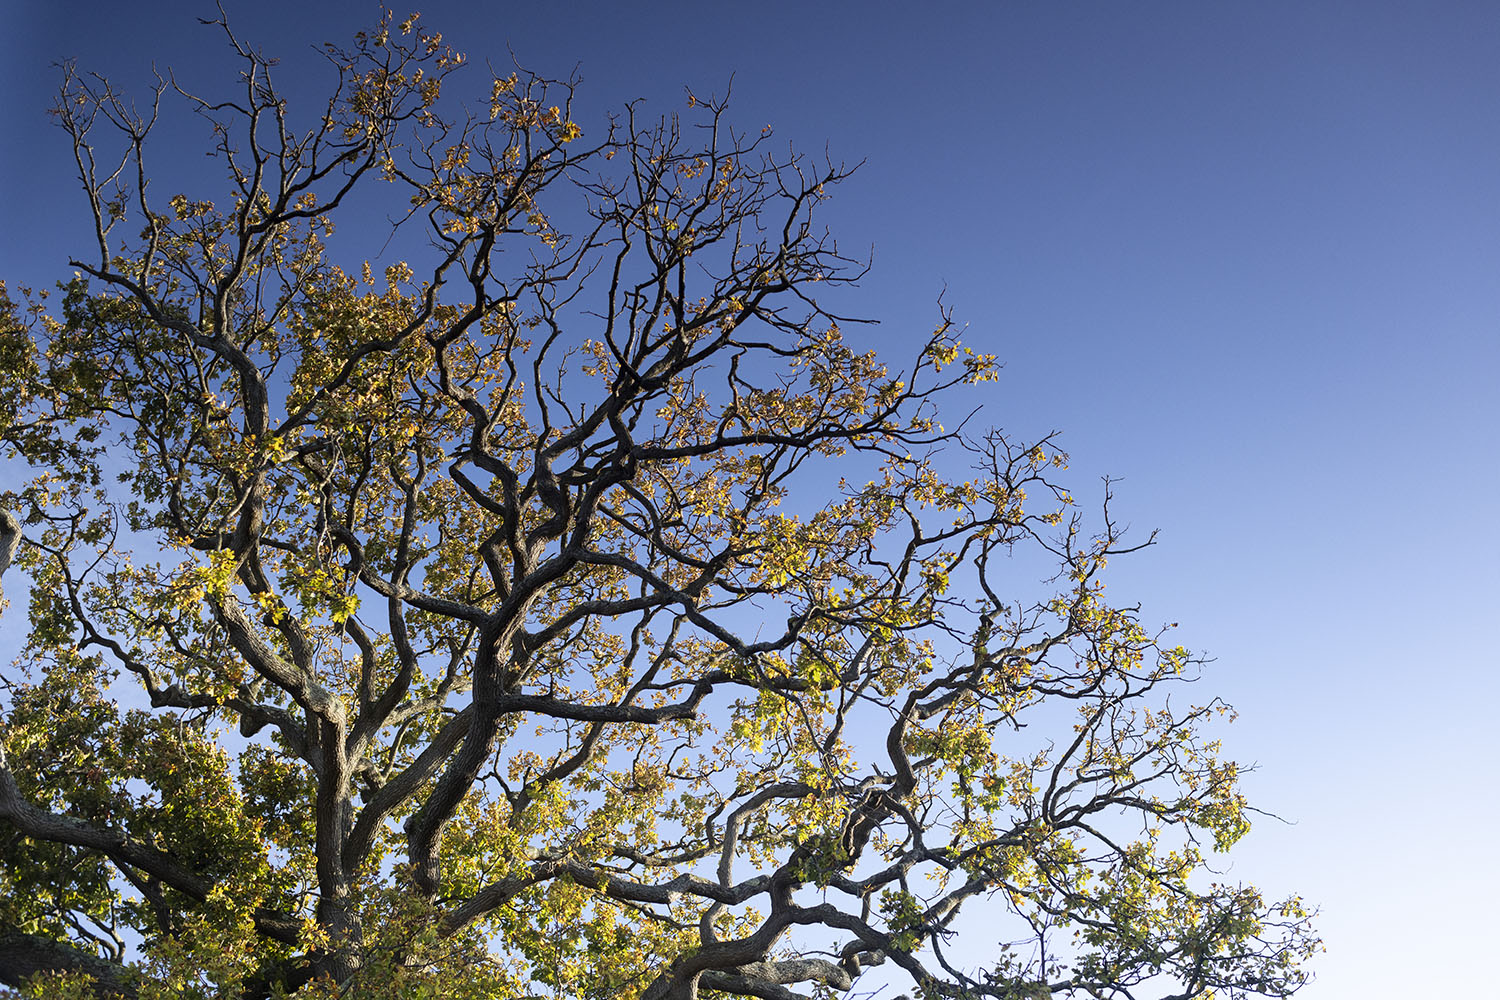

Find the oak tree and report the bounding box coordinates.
[0,14,1317,1000]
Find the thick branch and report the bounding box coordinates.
[0,928,138,998]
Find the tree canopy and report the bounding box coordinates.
[0,14,1317,1000]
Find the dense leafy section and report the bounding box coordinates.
[0,14,1316,1000]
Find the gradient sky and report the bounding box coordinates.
[4,3,1497,997]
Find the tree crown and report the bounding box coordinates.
[0,13,1317,1000]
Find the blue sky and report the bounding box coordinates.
[4,2,1497,996]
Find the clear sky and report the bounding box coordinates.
[4,2,1497,996]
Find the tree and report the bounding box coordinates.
[0,13,1318,1000]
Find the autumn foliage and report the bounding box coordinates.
[0,13,1317,1000]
